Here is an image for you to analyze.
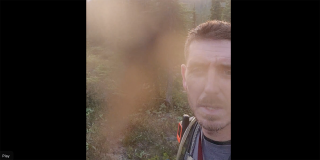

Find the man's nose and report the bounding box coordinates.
[204,68,220,95]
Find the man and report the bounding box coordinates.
[176,20,231,160]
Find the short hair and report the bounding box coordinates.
[184,20,231,61]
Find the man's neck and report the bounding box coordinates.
[201,123,231,142]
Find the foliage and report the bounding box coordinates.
[221,0,231,22]
[86,0,199,159]
[210,0,231,22]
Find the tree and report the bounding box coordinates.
[210,0,230,22]
[210,0,223,20]
[160,0,185,108]
[221,0,231,22]
[193,4,196,28]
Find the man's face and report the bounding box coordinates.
[181,39,231,132]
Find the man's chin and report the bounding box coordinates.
[196,117,230,132]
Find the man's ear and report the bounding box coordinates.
[181,64,187,91]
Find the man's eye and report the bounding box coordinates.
[224,69,231,76]
[192,67,199,71]
[190,67,203,73]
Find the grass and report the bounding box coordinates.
[86,43,192,160]
[122,102,192,160]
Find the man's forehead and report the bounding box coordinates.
[187,56,230,66]
[188,40,231,64]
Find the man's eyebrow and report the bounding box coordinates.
[187,57,230,66]
[192,48,230,52]
[219,63,231,67]
[187,61,206,67]
[217,57,231,64]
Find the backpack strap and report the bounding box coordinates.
[176,116,198,160]
[176,116,231,160]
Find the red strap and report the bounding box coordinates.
[198,133,203,160]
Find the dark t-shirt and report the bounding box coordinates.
[192,130,231,160]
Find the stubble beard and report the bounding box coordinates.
[197,116,230,132]
[187,92,230,132]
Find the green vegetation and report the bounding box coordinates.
[211,0,231,22]
[86,44,193,159]
[86,0,229,159]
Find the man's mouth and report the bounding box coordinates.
[206,106,216,110]
[199,104,221,110]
